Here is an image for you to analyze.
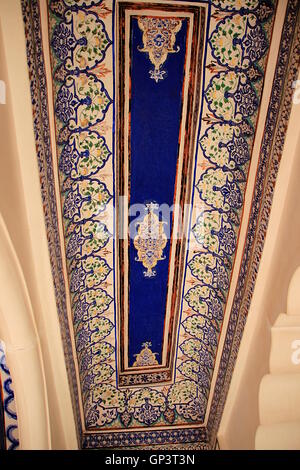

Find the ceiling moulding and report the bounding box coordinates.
[21,0,300,450]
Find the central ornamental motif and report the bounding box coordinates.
[137,17,182,82]
[133,202,167,277]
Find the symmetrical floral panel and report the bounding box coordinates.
[22,0,300,449]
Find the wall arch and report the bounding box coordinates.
[0,214,51,449]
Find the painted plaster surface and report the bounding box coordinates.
[0,342,19,450]
[22,0,300,449]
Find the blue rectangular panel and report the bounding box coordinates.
[128,17,188,365]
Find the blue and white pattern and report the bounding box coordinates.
[0,342,19,450]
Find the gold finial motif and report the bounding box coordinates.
[137,17,182,82]
[133,203,167,278]
[133,342,159,367]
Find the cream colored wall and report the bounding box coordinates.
[0,0,77,449]
[218,76,300,450]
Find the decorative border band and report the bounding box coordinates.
[21,0,300,449]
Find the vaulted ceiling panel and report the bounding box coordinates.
[22,0,300,449]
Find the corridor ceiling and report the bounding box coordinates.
[22,0,300,449]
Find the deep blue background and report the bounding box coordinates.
[128,18,187,365]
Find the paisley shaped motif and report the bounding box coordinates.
[63,179,112,222]
[55,74,112,129]
[184,285,224,320]
[188,252,229,291]
[82,256,111,288]
[179,339,214,367]
[66,220,110,259]
[60,131,111,178]
[177,360,201,383]
[79,352,112,374]
[76,317,114,345]
[168,380,198,406]
[205,71,258,122]
[182,315,218,347]
[196,168,243,212]
[82,220,111,255]
[73,288,113,323]
[92,384,126,412]
[70,256,111,291]
[177,359,212,389]
[87,341,115,361]
[89,363,114,383]
[64,10,111,71]
[192,210,236,257]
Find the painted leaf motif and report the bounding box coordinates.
[64,10,111,71]
[92,384,126,411]
[211,0,259,11]
[89,341,115,361]
[182,315,218,347]
[168,380,198,405]
[205,72,258,122]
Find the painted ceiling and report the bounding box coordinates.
[22,0,299,450]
